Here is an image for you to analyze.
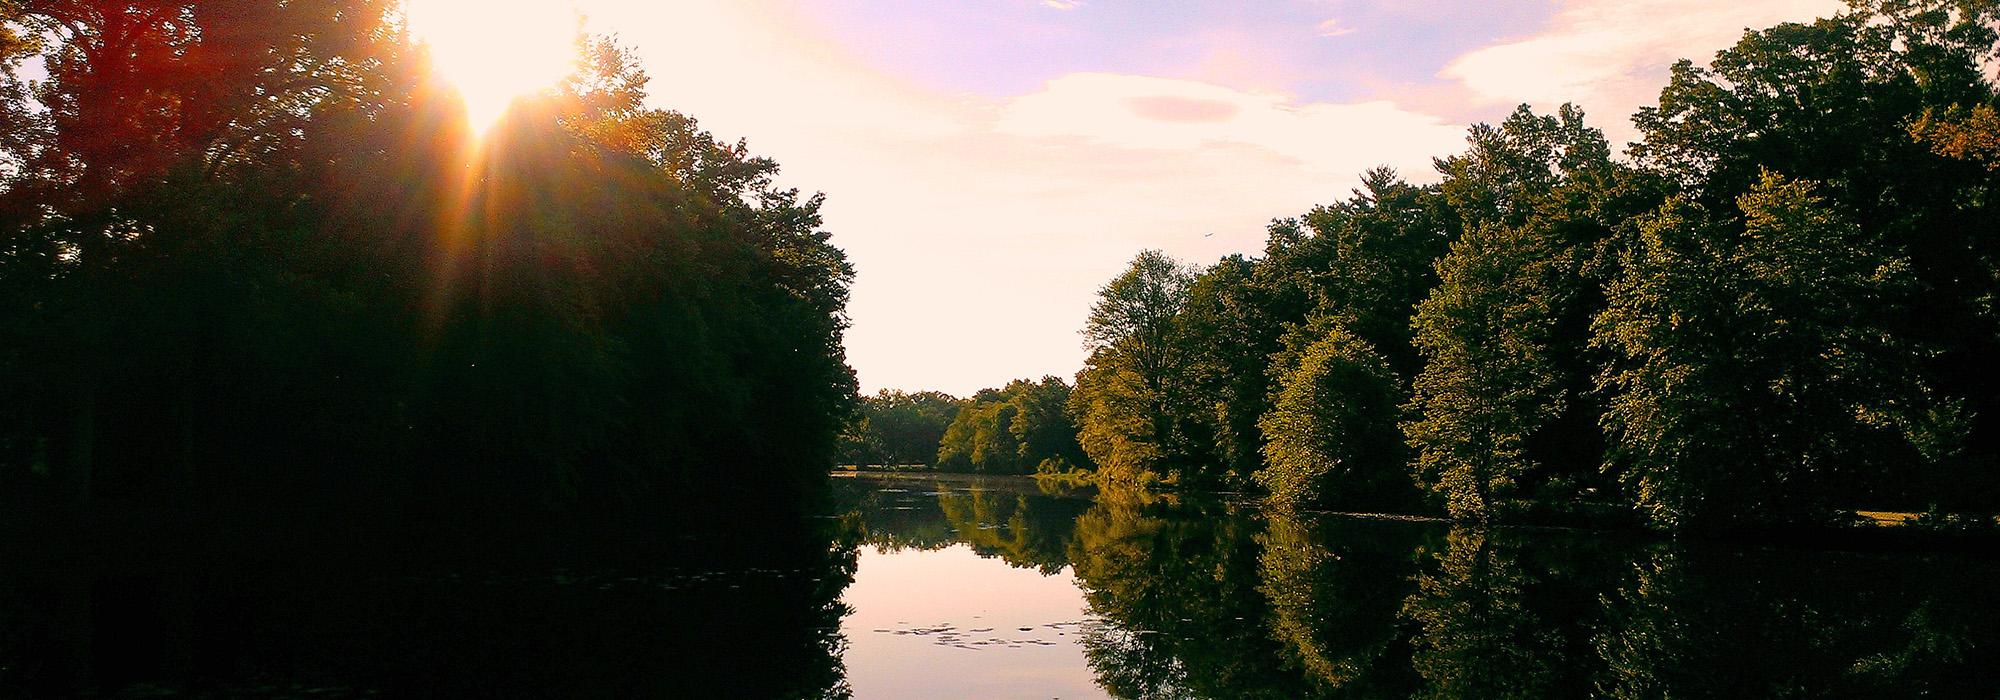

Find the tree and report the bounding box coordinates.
[0,0,407,505]
[931,377,1086,474]
[1594,174,1933,531]
[1006,376,1089,472]
[1069,356,1167,485]
[1285,168,1457,378]
[1631,2,2000,502]
[1404,218,1572,522]
[1071,250,1195,483]
[1084,250,1197,389]
[0,2,859,532]
[1168,255,1274,483]
[1256,325,1412,511]
[1403,105,1634,522]
[1167,170,1452,492]
[1912,104,2000,171]
[936,399,1021,473]
[838,390,961,467]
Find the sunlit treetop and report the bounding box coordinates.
[403,0,581,132]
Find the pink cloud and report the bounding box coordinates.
[1315,19,1355,38]
[1441,0,1842,144]
[1124,96,1242,123]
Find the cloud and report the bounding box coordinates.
[1124,95,1242,123]
[995,73,1461,170]
[1315,18,1355,38]
[1440,0,1841,142]
[574,1,1471,394]
[1041,0,1082,9]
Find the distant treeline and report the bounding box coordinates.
[869,2,2000,533]
[0,3,855,534]
[837,376,1087,476]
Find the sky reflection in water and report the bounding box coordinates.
[842,544,1106,698]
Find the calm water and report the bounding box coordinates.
[830,472,2000,699]
[6,474,1998,697]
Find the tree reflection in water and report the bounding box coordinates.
[1399,527,1606,699]
[1259,511,1423,696]
[1594,546,2000,697]
[0,512,859,698]
[835,474,2000,699]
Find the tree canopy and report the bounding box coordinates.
[0,1,857,533]
[1054,0,2000,531]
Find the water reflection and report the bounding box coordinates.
[1593,546,2000,697]
[9,475,1995,697]
[1259,512,1422,696]
[0,516,857,698]
[831,473,2000,699]
[1400,527,1604,698]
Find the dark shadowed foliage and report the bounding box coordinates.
[0,4,858,695]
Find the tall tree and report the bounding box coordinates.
[1071,250,1195,484]
[1403,106,1632,522]
[1285,168,1457,378]
[1594,174,1933,531]
[1631,1,2000,506]
[1069,356,1168,485]
[1169,255,1271,483]
[0,2,859,530]
[1006,376,1088,472]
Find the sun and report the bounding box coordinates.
[405,0,581,131]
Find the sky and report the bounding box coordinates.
[565,0,1843,397]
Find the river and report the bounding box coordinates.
[830,471,2000,698]
[5,472,1997,697]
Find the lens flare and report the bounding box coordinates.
[405,0,580,131]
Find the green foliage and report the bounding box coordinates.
[934,376,1086,474]
[838,389,961,467]
[1289,168,1458,377]
[1632,2,2000,489]
[1912,104,2000,171]
[1594,174,1931,530]
[1403,105,1628,522]
[1069,356,1167,485]
[1055,0,2000,526]
[1006,377,1088,468]
[1070,250,1195,484]
[1163,170,1454,494]
[1083,249,1197,386]
[937,400,1020,472]
[1169,255,1276,483]
[1403,218,1571,521]
[1256,325,1411,511]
